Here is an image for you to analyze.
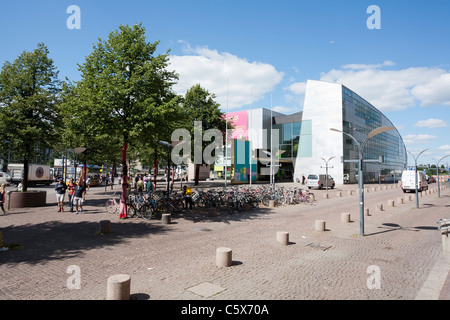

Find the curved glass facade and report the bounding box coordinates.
[342,85,407,183]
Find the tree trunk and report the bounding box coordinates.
[119,141,128,218]
[23,158,29,192]
[194,163,200,186]
[153,150,158,190]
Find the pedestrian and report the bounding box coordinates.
[302,174,306,185]
[182,185,192,211]
[73,180,86,214]
[145,176,154,197]
[0,184,6,214]
[54,178,67,212]
[67,178,76,212]
[86,175,91,191]
[17,179,24,192]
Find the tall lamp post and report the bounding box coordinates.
[331,126,395,236]
[407,149,429,208]
[433,155,450,198]
[320,156,335,191]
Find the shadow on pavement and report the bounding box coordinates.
[0,219,169,265]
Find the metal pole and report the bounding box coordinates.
[358,154,364,236]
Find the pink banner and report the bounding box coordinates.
[227,111,248,140]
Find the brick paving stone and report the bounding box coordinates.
[0,182,449,301]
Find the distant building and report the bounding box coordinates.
[216,79,407,184]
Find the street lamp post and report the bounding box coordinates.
[433,155,450,198]
[407,149,429,209]
[320,156,335,192]
[331,126,394,236]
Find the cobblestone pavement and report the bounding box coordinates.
[0,181,449,301]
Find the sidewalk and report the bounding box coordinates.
[0,181,449,300]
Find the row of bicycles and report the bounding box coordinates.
[105,185,316,220]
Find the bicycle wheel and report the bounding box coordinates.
[262,195,271,207]
[139,204,153,220]
[305,195,314,204]
[105,200,117,214]
[127,203,137,218]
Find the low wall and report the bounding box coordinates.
[8,191,47,209]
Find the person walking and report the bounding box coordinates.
[55,178,67,212]
[73,180,87,214]
[67,178,76,212]
[0,184,6,214]
[145,176,154,197]
[182,185,193,211]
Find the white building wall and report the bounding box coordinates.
[294,80,345,185]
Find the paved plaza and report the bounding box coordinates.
[0,181,449,302]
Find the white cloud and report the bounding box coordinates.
[168,43,284,110]
[286,61,450,111]
[414,119,448,128]
[438,145,450,151]
[403,134,437,146]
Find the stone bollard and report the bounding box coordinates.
[397,197,404,205]
[387,200,395,207]
[106,274,131,300]
[216,247,232,267]
[315,220,326,232]
[268,200,276,208]
[365,208,370,216]
[276,231,289,246]
[323,193,329,199]
[372,187,377,192]
[341,213,351,223]
[337,191,342,197]
[99,220,111,235]
[161,213,171,224]
[376,204,384,211]
[406,195,412,202]
[442,232,450,254]
[347,190,354,196]
[208,208,217,217]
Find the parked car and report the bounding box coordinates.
[401,170,428,193]
[306,174,335,190]
[0,172,12,186]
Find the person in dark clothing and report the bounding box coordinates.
[182,185,193,211]
[55,178,67,212]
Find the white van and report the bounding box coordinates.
[306,174,335,190]
[401,170,428,193]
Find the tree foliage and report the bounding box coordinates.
[0,43,61,190]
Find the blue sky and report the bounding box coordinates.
[1,0,449,166]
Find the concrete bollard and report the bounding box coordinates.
[406,195,412,202]
[365,208,370,216]
[268,200,276,208]
[315,220,326,231]
[161,213,171,224]
[376,204,384,211]
[99,220,111,235]
[397,197,404,205]
[276,231,289,246]
[337,191,342,197]
[216,247,232,267]
[442,232,450,254]
[106,274,131,300]
[341,213,351,223]
[347,190,354,196]
[323,193,329,199]
[388,200,395,207]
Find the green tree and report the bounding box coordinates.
[182,84,229,185]
[61,23,181,217]
[0,43,61,191]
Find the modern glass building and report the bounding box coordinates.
[216,79,407,185]
[293,80,407,185]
